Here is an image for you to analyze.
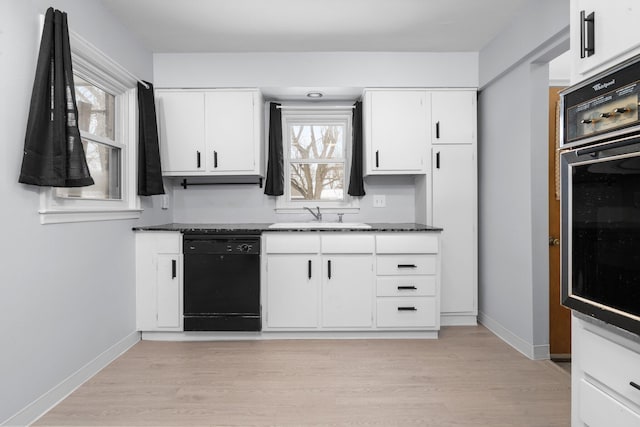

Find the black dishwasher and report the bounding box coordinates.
[183,233,261,331]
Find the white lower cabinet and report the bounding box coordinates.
[573,315,640,426]
[263,232,440,333]
[266,254,319,328]
[321,255,374,328]
[135,232,183,331]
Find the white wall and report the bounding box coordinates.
[155,52,479,224]
[0,1,169,424]
[477,0,569,359]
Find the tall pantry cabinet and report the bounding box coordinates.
[364,89,478,325]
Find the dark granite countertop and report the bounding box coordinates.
[133,223,442,233]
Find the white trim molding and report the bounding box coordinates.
[2,332,140,427]
[478,311,550,360]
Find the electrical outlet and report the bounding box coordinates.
[373,195,386,208]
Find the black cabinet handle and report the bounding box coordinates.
[196,151,201,168]
[308,260,312,279]
[214,151,218,168]
[397,285,417,290]
[375,150,380,168]
[171,259,177,279]
[328,260,332,279]
[397,264,417,269]
[398,306,417,311]
[631,381,640,391]
[436,152,440,169]
[580,10,595,58]
[436,121,440,139]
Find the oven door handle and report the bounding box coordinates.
[577,137,640,156]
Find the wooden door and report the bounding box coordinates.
[548,87,571,357]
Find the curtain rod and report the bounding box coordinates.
[276,105,356,110]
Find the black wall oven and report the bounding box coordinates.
[560,54,640,336]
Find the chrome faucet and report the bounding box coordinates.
[304,206,322,221]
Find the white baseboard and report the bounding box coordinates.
[441,314,478,326]
[142,330,439,341]
[3,331,140,427]
[478,312,549,360]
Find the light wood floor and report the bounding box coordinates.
[35,326,571,426]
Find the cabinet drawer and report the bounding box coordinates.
[322,234,374,253]
[580,328,640,406]
[377,255,436,275]
[579,379,640,427]
[376,234,438,254]
[265,234,320,254]
[376,276,436,297]
[139,231,181,253]
[376,297,437,328]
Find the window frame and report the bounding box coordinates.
[38,30,142,224]
[276,107,359,213]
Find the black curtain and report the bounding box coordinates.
[348,101,365,196]
[19,7,93,187]
[137,81,165,196]
[264,102,283,195]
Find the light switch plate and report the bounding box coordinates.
[373,195,386,208]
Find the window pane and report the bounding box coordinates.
[74,75,115,140]
[290,162,344,201]
[290,125,344,160]
[56,139,121,200]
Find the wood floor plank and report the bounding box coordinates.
[34,326,570,426]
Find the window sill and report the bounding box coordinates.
[39,209,143,224]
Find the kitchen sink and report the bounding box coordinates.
[268,222,372,229]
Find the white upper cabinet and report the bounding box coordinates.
[571,0,640,81]
[156,91,206,174]
[431,91,477,144]
[156,89,263,176]
[364,89,429,175]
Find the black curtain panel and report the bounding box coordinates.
[19,7,93,187]
[348,101,365,196]
[264,102,284,196]
[137,81,165,196]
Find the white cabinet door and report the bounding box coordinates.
[571,0,640,81]
[205,91,257,173]
[365,90,428,174]
[321,255,373,328]
[432,145,477,314]
[156,254,182,328]
[156,91,206,174]
[266,255,319,328]
[431,91,477,144]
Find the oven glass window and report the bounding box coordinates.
[571,154,640,316]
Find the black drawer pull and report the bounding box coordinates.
[375,150,380,168]
[435,121,440,139]
[397,264,417,269]
[308,260,312,279]
[631,381,640,391]
[171,259,177,279]
[397,306,417,311]
[328,260,332,279]
[214,151,218,168]
[436,151,440,169]
[196,151,201,168]
[397,285,417,290]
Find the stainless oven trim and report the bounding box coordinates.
[561,144,640,330]
[559,52,640,150]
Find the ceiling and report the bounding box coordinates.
[102,0,529,53]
